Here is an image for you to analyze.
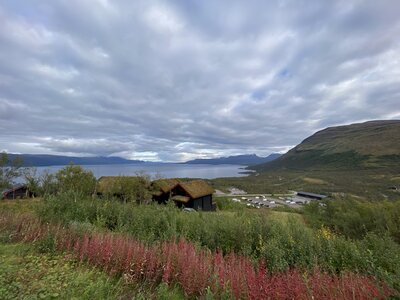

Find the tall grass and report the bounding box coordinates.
[303,198,400,243]
[35,193,400,289]
[0,212,396,299]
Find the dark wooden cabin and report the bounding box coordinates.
[171,180,215,211]
[151,178,180,204]
[152,179,215,211]
[1,185,33,200]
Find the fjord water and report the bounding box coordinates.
[35,163,248,179]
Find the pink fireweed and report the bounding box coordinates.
[1,212,396,299]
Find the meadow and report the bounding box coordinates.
[0,204,396,299]
[1,194,400,299]
[1,164,399,299]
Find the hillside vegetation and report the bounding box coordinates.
[254,120,400,171]
[1,162,400,298]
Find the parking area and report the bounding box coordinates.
[230,195,286,209]
[226,192,322,209]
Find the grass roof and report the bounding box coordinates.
[152,178,180,193]
[171,195,190,203]
[97,176,143,194]
[178,180,214,199]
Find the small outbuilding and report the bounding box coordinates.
[296,191,327,200]
[1,185,33,200]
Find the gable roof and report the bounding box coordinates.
[1,185,28,199]
[177,180,214,199]
[2,184,27,194]
[152,178,180,194]
[97,176,143,194]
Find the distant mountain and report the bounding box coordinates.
[253,120,400,171]
[5,154,144,167]
[185,153,281,166]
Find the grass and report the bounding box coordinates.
[0,242,186,300]
[302,177,327,185]
[268,210,304,224]
[0,243,127,299]
[2,184,400,297]
[2,212,397,299]
[0,198,42,214]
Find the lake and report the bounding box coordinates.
[34,163,250,179]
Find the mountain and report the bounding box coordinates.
[185,153,281,166]
[5,154,144,167]
[253,120,400,171]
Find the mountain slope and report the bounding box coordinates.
[253,120,400,171]
[185,153,281,165]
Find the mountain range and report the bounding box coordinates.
[253,120,400,171]
[4,153,281,167]
[185,153,281,165]
[5,120,399,170]
[5,154,144,167]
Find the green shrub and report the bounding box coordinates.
[56,164,96,196]
[36,193,400,287]
[214,197,244,211]
[303,198,400,243]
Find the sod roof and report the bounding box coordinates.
[97,176,142,194]
[177,180,214,199]
[152,178,180,194]
[171,195,191,203]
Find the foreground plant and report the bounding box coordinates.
[1,212,396,299]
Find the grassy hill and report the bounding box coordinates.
[254,120,400,171]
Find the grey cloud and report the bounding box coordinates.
[0,0,399,161]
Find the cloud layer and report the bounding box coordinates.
[1,0,399,161]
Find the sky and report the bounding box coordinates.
[0,0,399,162]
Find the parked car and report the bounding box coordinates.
[183,208,196,213]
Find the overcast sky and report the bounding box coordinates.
[0,1,399,162]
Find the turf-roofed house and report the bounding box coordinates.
[152,179,216,211]
[96,176,150,199]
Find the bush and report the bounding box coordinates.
[2,212,397,299]
[35,193,400,288]
[303,198,400,243]
[214,197,244,211]
[56,164,96,196]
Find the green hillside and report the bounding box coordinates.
[254,120,400,171]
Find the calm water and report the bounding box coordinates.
[34,163,249,179]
